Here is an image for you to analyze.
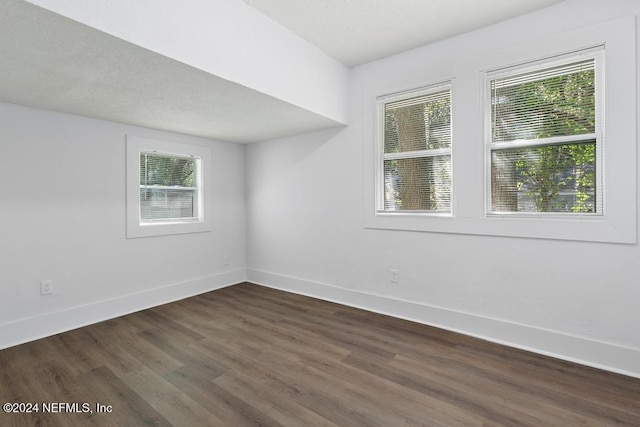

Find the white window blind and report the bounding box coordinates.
[139,151,199,222]
[378,84,452,213]
[487,48,603,214]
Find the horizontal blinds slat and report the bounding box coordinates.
[140,152,195,187]
[492,60,594,89]
[382,155,451,212]
[491,142,598,214]
[491,58,596,144]
[385,90,450,110]
[140,188,196,221]
[384,88,451,154]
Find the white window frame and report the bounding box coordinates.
[126,135,212,238]
[375,82,453,216]
[484,47,605,217]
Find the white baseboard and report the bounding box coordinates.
[247,268,640,379]
[0,268,246,350]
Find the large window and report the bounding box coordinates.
[377,83,452,214]
[126,136,211,238]
[486,48,604,215]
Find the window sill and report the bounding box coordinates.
[128,220,211,239]
[364,211,635,244]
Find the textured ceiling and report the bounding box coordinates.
[1,0,566,143]
[0,0,341,143]
[246,0,565,67]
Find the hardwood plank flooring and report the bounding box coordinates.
[1,282,639,426]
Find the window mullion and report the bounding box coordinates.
[490,133,597,151]
[384,147,451,160]
[138,185,198,191]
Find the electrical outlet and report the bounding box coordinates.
[390,269,399,284]
[223,255,230,266]
[40,280,53,296]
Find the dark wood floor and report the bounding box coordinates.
[1,282,639,426]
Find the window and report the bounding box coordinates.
[377,83,452,214]
[486,48,604,215]
[126,136,211,238]
[139,151,198,222]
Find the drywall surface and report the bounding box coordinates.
[246,0,640,377]
[25,0,349,125]
[0,102,246,348]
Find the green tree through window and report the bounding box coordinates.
[381,85,452,212]
[489,54,600,214]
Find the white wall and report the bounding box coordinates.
[246,0,640,377]
[0,102,246,348]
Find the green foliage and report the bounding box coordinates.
[494,68,595,141]
[140,153,194,187]
[512,142,595,213]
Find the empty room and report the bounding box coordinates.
[1,0,639,425]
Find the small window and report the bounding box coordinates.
[139,151,198,223]
[377,83,452,214]
[126,136,211,238]
[486,48,604,215]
